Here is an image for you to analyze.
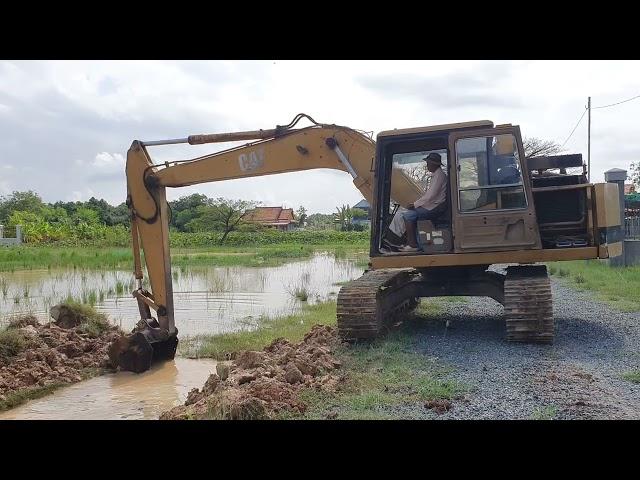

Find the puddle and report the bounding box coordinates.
[0,358,218,420]
[0,252,364,336]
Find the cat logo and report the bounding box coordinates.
[238,148,265,172]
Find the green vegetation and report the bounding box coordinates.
[179,302,338,359]
[531,405,558,420]
[0,243,368,272]
[0,316,39,363]
[289,301,466,420]
[547,260,640,311]
[0,381,68,411]
[296,342,465,420]
[287,285,310,301]
[1,190,371,248]
[621,370,640,384]
[0,329,32,362]
[60,301,112,338]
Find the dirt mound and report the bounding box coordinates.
[0,305,122,408]
[424,399,452,414]
[160,325,344,420]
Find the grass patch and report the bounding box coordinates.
[178,302,338,359]
[285,282,311,301]
[0,328,31,362]
[58,301,112,337]
[0,244,366,272]
[547,260,640,311]
[621,370,640,384]
[293,328,465,419]
[531,405,557,420]
[181,296,462,420]
[287,299,464,420]
[0,381,68,411]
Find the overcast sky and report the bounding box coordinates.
[1,60,638,213]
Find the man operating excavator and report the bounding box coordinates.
[389,152,448,252]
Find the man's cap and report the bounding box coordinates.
[423,152,442,165]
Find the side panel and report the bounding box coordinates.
[449,127,542,253]
[594,183,621,227]
[594,182,623,258]
[370,246,599,269]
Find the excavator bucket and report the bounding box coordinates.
[108,318,178,374]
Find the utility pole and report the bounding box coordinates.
[587,96,591,182]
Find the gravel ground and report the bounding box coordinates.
[381,279,640,420]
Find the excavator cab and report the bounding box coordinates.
[372,120,541,258]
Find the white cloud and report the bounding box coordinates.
[68,188,95,202]
[1,60,639,209]
[93,152,125,169]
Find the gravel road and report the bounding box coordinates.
[385,279,640,420]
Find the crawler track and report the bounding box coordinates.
[504,265,554,343]
[336,268,418,340]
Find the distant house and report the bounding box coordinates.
[243,206,297,231]
[625,184,636,195]
[353,199,370,217]
[352,199,371,228]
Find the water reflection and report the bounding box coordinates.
[0,253,365,336]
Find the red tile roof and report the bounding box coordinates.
[244,207,296,225]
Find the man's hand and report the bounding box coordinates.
[407,203,415,210]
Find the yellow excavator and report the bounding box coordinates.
[109,114,623,373]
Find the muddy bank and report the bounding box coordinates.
[0,304,122,410]
[161,325,344,419]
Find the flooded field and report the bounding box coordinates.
[0,252,365,336]
[0,251,366,420]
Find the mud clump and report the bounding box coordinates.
[160,325,344,420]
[425,399,453,414]
[0,304,122,408]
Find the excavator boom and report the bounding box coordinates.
[110,115,422,372]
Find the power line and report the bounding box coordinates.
[592,94,640,110]
[561,107,588,148]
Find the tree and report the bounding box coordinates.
[0,191,45,223]
[185,198,258,244]
[352,208,367,220]
[169,193,209,231]
[72,207,100,226]
[296,206,308,227]
[522,137,565,159]
[630,162,640,190]
[334,204,354,231]
[306,213,334,230]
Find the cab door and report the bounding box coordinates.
[449,126,542,253]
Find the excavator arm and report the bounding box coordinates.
[111,115,422,372]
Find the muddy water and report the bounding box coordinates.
[0,358,218,420]
[0,253,364,336]
[0,253,363,419]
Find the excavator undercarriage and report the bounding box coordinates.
[337,264,554,343]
